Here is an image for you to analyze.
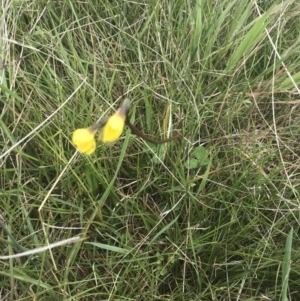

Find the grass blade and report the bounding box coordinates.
[226,8,272,69]
[86,242,130,254]
[150,215,179,244]
[282,228,293,301]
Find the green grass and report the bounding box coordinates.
[1,0,300,300]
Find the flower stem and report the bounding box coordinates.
[125,118,181,144]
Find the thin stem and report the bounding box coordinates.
[125,118,181,145]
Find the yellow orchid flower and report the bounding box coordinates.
[100,98,130,143]
[72,127,97,155]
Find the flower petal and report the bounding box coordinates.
[83,140,96,155]
[72,128,97,155]
[100,111,125,143]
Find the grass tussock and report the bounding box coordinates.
[1,0,300,300]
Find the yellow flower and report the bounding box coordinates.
[100,98,130,143]
[72,99,130,153]
[100,110,126,143]
[72,127,97,155]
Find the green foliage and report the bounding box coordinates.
[282,228,293,301]
[184,146,210,169]
[1,0,300,300]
